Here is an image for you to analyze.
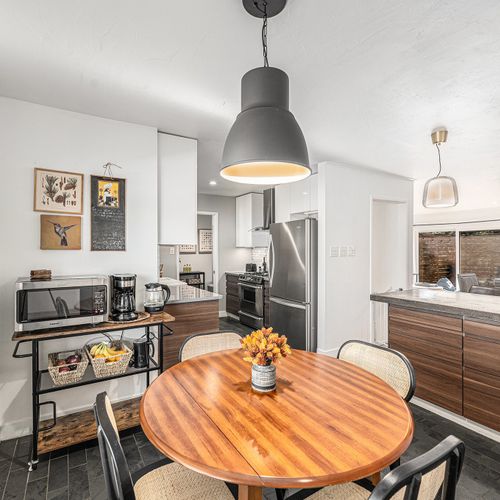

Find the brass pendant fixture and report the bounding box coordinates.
[422,128,459,208]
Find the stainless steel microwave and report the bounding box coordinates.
[15,275,108,332]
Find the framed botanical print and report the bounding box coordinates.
[179,244,196,254]
[198,229,213,254]
[34,168,84,214]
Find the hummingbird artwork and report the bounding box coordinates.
[48,220,79,246]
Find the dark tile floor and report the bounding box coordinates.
[1,319,499,499]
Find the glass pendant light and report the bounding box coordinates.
[422,129,459,208]
[221,0,310,185]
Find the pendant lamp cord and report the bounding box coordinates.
[254,1,269,67]
[435,143,442,177]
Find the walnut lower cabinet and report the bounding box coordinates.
[388,305,500,432]
[388,306,463,414]
[464,320,500,432]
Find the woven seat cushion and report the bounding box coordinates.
[308,482,371,499]
[134,461,234,500]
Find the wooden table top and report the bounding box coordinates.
[140,349,414,489]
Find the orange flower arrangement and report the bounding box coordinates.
[240,327,291,366]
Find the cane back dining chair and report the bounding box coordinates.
[178,331,243,362]
[298,435,465,500]
[337,340,416,403]
[93,392,236,500]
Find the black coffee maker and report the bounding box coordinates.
[110,274,138,321]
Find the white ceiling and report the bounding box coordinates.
[1,0,500,196]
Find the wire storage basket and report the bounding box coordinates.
[48,349,88,386]
[86,341,132,378]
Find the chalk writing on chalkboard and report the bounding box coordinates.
[91,175,126,251]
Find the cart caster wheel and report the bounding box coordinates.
[28,459,38,471]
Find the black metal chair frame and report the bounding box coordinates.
[94,392,239,500]
[370,435,465,500]
[337,340,417,403]
[287,435,464,500]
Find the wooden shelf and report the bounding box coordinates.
[38,397,140,455]
[13,312,175,342]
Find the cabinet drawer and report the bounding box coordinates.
[226,275,239,284]
[389,341,462,414]
[226,294,240,315]
[389,328,462,365]
[464,335,500,377]
[464,368,500,432]
[389,306,462,332]
[464,319,500,343]
[226,282,239,298]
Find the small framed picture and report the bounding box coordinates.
[34,168,84,214]
[198,229,213,254]
[179,244,196,254]
[40,215,82,250]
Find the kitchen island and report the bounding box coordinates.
[371,288,500,432]
[159,277,222,369]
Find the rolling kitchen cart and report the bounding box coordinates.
[12,312,175,470]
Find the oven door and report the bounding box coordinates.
[16,284,107,331]
[238,282,264,318]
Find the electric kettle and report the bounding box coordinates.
[144,283,170,313]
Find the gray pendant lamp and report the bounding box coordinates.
[422,129,459,208]
[221,0,310,185]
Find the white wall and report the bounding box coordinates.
[317,162,413,356]
[414,172,500,225]
[197,194,251,312]
[0,97,158,439]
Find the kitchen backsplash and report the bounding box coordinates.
[251,247,268,264]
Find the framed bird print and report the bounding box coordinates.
[40,215,82,250]
[34,168,84,214]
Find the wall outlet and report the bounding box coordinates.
[330,246,339,257]
[348,246,356,257]
[169,247,175,255]
[340,246,348,257]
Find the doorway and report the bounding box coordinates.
[195,211,219,293]
[370,198,410,344]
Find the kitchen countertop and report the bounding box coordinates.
[159,277,222,304]
[371,288,500,323]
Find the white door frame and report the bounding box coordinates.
[369,196,411,344]
[198,211,219,293]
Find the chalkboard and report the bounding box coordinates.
[91,175,126,251]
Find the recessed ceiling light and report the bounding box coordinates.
[209,180,217,186]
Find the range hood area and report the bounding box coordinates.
[251,188,275,232]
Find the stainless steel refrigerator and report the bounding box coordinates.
[268,219,317,351]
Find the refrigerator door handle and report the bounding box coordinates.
[269,234,275,288]
[270,296,306,310]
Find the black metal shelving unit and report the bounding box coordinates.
[12,316,173,470]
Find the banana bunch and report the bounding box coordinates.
[90,341,128,362]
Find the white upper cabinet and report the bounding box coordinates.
[275,174,318,221]
[275,184,291,223]
[158,133,197,245]
[236,193,268,248]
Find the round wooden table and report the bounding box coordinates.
[140,350,414,499]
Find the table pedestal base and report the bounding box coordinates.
[238,485,263,500]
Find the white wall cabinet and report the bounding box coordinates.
[275,184,291,223]
[274,174,318,222]
[158,133,197,245]
[236,193,268,248]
